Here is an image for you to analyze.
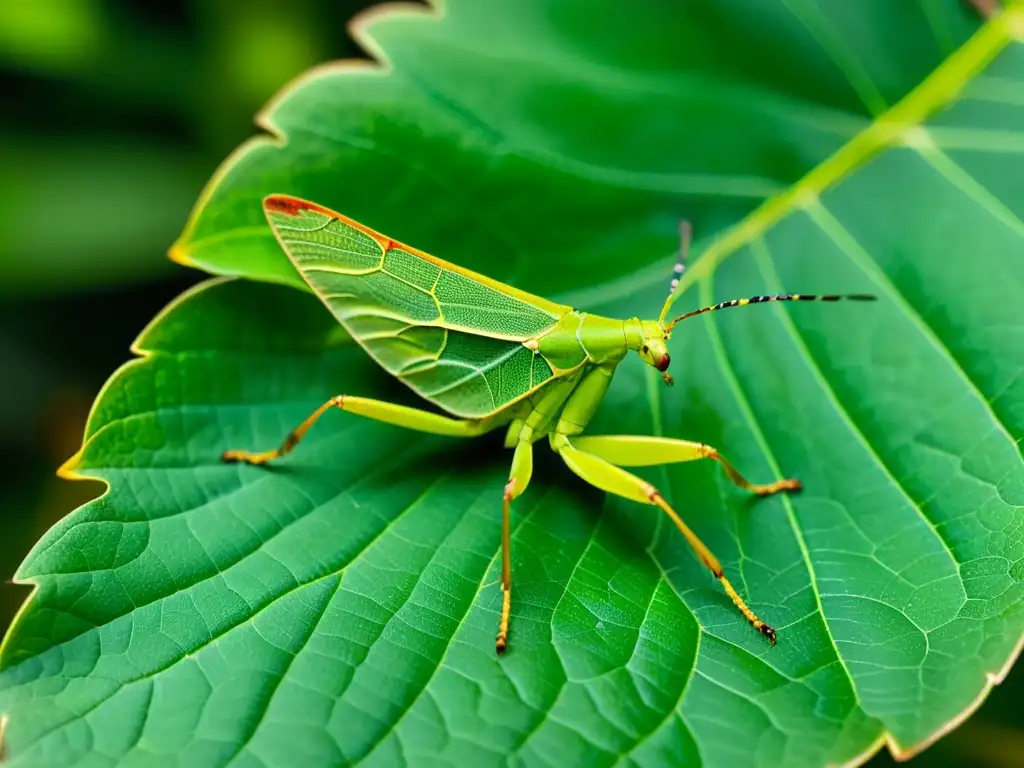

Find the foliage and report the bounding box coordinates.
[2,2,1022,766]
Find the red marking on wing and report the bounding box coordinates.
[264,195,332,217]
[264,195,394,252]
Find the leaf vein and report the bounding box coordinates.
[750,237,965,577]
[806,199,1021,458]
[701,273,864,709]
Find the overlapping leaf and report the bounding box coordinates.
[2,2,1022,766]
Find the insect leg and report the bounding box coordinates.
[569,434,801,496]
[222,396,493,466]
[497,436,533,655]
[550,432,777,644]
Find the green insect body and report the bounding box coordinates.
[224,195,876,654]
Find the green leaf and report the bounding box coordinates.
[3,2,1023,767]
[169,0,980,294]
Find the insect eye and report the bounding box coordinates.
[641,345,649,353]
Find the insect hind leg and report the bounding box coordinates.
[549,432,777,645]
[569,434,801,497]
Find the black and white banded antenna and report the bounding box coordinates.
[668,220,691,298]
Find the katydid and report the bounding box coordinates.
[224,195,876,654]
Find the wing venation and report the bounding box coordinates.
[264,196,570,417]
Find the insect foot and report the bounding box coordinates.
[496,587,511,656]
[221,449,270,465]
[755,477,803,496]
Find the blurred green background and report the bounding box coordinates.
[0,1,1019,765]
[0,0,379,622]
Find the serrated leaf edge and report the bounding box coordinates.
[4,1,1022,765]
[168,1,438,274]
[0,277,236,668]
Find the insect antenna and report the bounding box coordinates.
[664,293,877,332]
[657,220,691,322]
[669,221,691,296]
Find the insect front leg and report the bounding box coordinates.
[222,396,494,465]
[549,432,778,645]
[569,434,801,496]
[497,436,533,655]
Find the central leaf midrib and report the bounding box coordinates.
[666,5,1022,318]
[552,8,1022,323]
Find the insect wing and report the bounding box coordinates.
[263,195,570,418]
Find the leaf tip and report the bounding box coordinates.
[56,451,84,481]
[168,241,195,267]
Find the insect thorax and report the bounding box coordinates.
[535,311,629,371]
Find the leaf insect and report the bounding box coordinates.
[224,196,876,654]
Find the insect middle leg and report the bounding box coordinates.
[549,432,779,644]
[569,434,801,496]
[222,395,494,465]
